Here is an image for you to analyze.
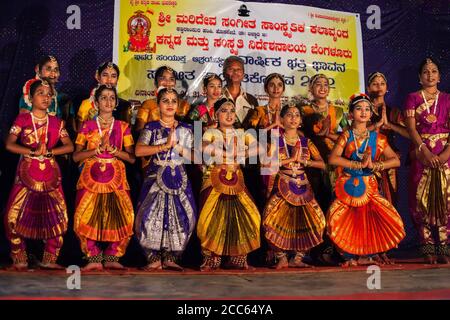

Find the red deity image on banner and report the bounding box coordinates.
[126,10,156,53]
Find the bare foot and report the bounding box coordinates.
[379,253,394,265]
[273,256,288,269]
[104,261,127,270]
[82,262,104,271]
[242,262,256,271]
[289,258,312,268]
[39,262,65,270]
[163,260,184,271]
[356,256,378,266]
[340,259,358,267]
[142,260,162,271]
[7,263,28,271]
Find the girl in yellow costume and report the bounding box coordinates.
[328,93,405,266]
[135,65,190,132]
[73,85,136,271]
[263,104,326,269]
[76,62,132,132]
[197,98,261,271]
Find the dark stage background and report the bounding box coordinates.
[0,0,449,266]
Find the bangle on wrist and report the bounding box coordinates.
[418,142,425,152]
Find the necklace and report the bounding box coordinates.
[352,129,369,160]
[312,101,329,116]
[421,90,439,124]
[283,134,302,178]
[160,118,175,128]
[284,134,300,143]
[96,116,114,139]
[31,112,49,145]
[97,115,114,125]
[155,127,177,175]
[266,104,278,125]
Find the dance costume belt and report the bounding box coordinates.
[420,133,449,149]
[155,164,188,195]
[277,171,314,206]
[18,156,60,192]
[335,174,378,207]
[210,164,245,195]
[78,157,125,193]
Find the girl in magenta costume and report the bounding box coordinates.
[405,58,450,264]
[73,85,136,271]
[263,104,326,269]
[5,79,74,270]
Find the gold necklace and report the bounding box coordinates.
[98,115,113,125]
[312,101,329,116]
[160,118,175,128]
[285,134,299,143]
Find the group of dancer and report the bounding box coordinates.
[3,54,449,272]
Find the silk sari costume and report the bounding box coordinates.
[77,88,132,124]
[5,113,69,265]
[197,128,261,269]
[404,91,450,255]
[327,130,405,255]
[74,119,134,263]
[263,135,326,256]
[134,121,197,264]
[369,105,406,204]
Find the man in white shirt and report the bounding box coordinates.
[222,56,258,127]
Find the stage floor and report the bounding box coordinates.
[1,257,449,300]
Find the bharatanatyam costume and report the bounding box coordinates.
[196,128,261,269]
[74,119,135,264]
[5,113,69,265]
[327,130,405,256]
[404,91,450,256]
[134,121,197,265]
[263,134,326,264]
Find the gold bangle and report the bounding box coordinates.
[418,142,425,152]
[305,159,310,167]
